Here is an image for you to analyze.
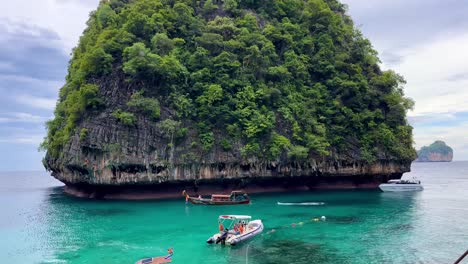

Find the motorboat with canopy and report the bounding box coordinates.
[379,178,423,192]
[206,215,263,246]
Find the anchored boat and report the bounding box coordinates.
[182,190,250,205]
[379,179,423,192]
[207,215,263,246]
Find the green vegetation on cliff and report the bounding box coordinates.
[41,0,416,163]
[417,141,453,162]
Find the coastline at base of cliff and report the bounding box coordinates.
[60,174,402,200]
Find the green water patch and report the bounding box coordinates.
[324,216,360,224]
[281,212,313,218]
[392,223,413,231]
[4,165,468,264]
[82,208,133,217]
[243,239,342,264]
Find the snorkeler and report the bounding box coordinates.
[164,248,173,260]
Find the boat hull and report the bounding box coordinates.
[207,220,263,246]
[188,197,250,205]
[135,256,171,264]
[379,184,423,192]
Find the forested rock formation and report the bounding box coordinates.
[41,0,416,197]
[416,141,453,162]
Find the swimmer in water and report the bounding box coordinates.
[164,248,173,260]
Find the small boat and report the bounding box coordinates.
[379,179,424,192]
[135,257,171,264]
[182,190,250,205]
[277,202,325,206]
[207,215,263,246]
[135,248,173,264]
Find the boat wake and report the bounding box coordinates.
[277,202,325,206]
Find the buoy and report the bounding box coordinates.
[320,216,326,221]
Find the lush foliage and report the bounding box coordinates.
[80,128,89,141]
[112,110,136,126]
[43,0,416,162]
[127,90,161,120]
[41,84,102,156]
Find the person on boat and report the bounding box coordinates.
[233,224,239,234]
[239,223,244,234]
[164,248,173,260]
[219,223,224,232]
[217,229,229,244]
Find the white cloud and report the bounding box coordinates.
[0,0,99,53]
[15,94,57,110]
[0,62,15,71]
[0,134,44,145]
[0,18,64,54]
[343,0,468,117]
[0,112,50,123]
[0,74,63,93]
[390,32,468,116]
[408,112,457,125]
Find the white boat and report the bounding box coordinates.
[206,215,263,246]
[379,179,424,192]
[277,202,325,206]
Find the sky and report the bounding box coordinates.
[0,0,467,171]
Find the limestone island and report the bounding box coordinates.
[416,141,453,162]
[41,0,416,199]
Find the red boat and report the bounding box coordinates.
[182,190,250,205]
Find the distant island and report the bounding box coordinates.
[416,141,453,162]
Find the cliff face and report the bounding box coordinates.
[42,0,416,197]
[416,141,453,162]
[44,70,410,188]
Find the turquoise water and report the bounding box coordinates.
[1,162,467,264]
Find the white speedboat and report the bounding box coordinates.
[206,215,263,246]
[379,179,423,192]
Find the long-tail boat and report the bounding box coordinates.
[182,190,250,205]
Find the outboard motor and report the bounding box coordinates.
[215,229,229,245]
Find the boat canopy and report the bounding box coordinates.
[388,179,401,183]
[219,215,251,220]
[212,194,231,198]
